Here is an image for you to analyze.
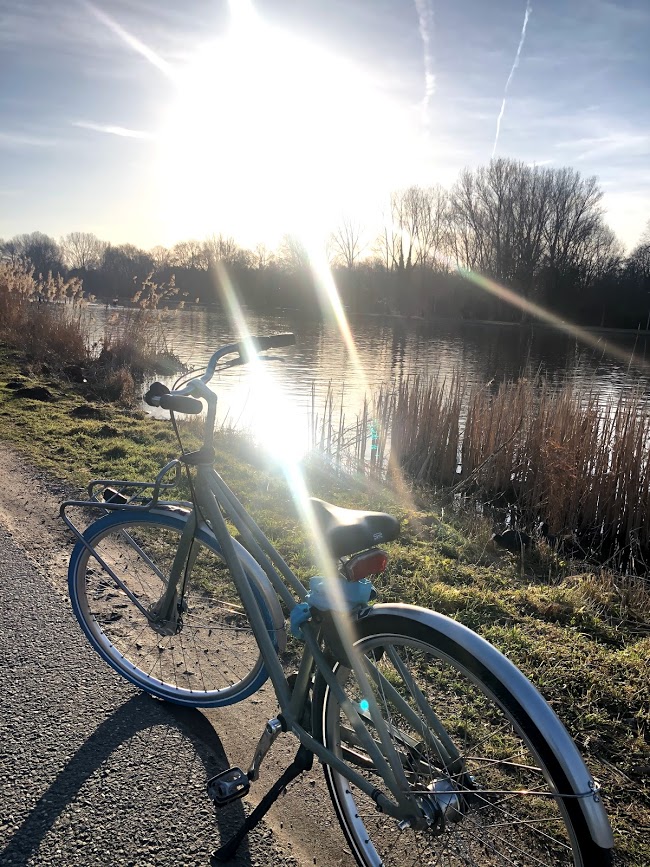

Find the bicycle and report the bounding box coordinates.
[60,334,614,866]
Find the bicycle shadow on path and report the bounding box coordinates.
[1,693,253,865]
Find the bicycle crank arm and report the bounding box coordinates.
[248,717,284,782]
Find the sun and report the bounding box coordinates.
[157,0,417,249]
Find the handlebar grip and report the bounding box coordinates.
[144,381,170,406]
[158,394,204,414]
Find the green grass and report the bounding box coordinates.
[0,347,648,865]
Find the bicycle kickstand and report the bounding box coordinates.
[211,744,314,864]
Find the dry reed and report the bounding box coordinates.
[309,383,391,477]
[408,375,650,567]
[0,261,181,403]
[309,369,650,570]
[0,260,87,365]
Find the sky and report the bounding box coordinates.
[1,0,649,252]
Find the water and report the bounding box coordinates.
[88,304,650,459]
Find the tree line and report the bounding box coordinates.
[2,157,649,329]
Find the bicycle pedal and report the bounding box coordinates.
[207,767,250,807]
[102,486,129,505]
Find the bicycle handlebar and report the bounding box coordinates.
[201,333,295,383]
[240,333,296,353]
[144,333,296,411]
[159,393,204,414]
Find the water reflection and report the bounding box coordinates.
[87,304,650,451]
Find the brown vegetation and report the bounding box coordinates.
[0,259,86,366]
[0,260,180,403]
[391,375,650,570]
[313,372,650,573]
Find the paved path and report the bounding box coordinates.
[0,524,332,866]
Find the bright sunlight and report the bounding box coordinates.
[157,0,422,248]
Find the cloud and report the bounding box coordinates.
[0,131,58,148]
[556,132,650,161]
[84,2,175,79]
[0,1,182,77]
[73,121,154,140]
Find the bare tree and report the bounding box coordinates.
[448,159,607,307]
[414,186,450,269]
[374,220,399,272]
[149,245,171,270]
[543,168,603,286]
[60,231,107,270]
[375,190,418,272]
[170,239,208,270]
[0,237,23,266]
[628,221,650,280]
[11,232,62,276]
[573,224,622,289]
[449,170,486,272]
[203,234,250,267]
[100,244,155,295]
[278,235,310,272]
[330,218,365,269]
[251,243,274,269]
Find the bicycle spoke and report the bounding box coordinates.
[319,624,598,866]
[74,516,265,700]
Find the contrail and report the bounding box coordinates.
[414,0,435,117]
[84,2,175,80]
[492,0,532,157]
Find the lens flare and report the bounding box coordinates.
[459,266,649,370]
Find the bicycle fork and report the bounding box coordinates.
[147,510,199,635]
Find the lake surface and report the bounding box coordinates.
[88,304,650,459]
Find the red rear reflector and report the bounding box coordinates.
[347,549,388,581]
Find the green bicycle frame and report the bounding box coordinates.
[166,453,460,820]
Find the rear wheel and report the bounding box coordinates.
[314,608,612,867]
[69,510,276,707]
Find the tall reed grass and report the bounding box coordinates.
[309,383,391,476]
[310,371,650,571]
[461,379,650,567]
[0,260,181,403]
[0,260,86,366]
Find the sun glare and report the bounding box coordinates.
[154,1,423,539]
[157,1,417,247]
[209,261,308,461]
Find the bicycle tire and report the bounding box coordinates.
[69,509,281,707]
[313,604,613,867]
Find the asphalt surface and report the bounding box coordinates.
[0,524,303,867]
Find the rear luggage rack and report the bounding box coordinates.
[59,459,191,548]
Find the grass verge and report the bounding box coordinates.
[0,349,647,865]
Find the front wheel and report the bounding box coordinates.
[68,509,282,707]
[313,604,613,867]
